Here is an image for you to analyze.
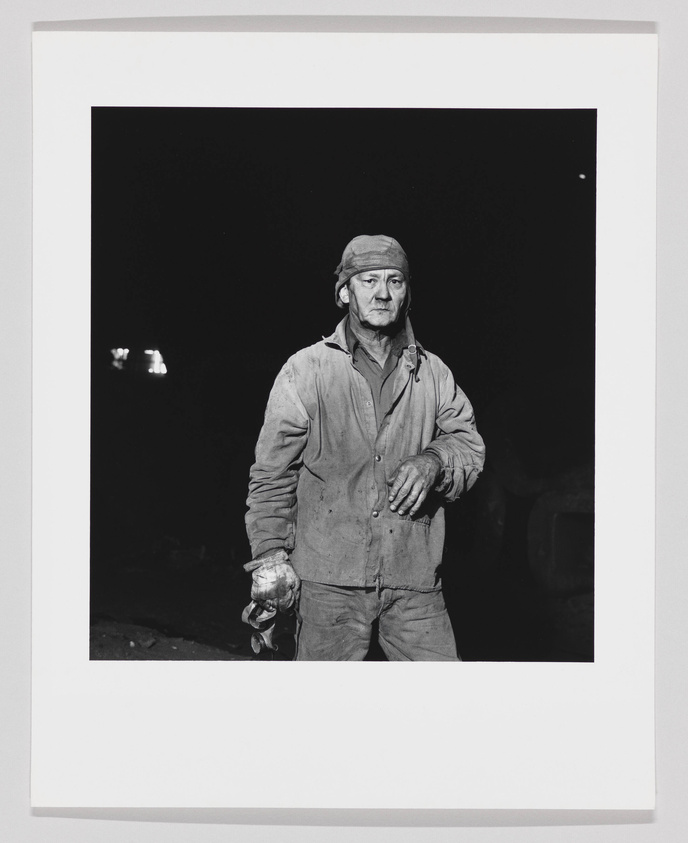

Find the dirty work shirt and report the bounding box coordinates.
[245,315,486,591]
[345,319,408,428]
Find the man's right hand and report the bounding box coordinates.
[244,549,301,612]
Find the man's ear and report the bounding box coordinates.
[338,285,350,305]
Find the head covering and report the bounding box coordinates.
[334,234,411,309]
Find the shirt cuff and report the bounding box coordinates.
[422,449,451,494]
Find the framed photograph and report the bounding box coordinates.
[32,29,657,810]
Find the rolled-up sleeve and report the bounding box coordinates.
[422,361,486,501]
[246,360,310,559]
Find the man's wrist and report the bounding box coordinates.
[244,548,290,574]
[423,451,448,491]
[255,547,287,561]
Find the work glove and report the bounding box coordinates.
[241,600,278,654]
[243,549,301,612]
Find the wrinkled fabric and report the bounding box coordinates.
[294,580,460,661]
[346,318,407,424]
[245,316,485,591]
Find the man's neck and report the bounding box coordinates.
[348,315,402,367]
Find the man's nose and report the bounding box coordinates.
[375,282,392,300]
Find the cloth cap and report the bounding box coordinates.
[334,234,411,309]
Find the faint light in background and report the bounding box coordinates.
[109,346,167,375]
[110,347,130,370]
[145,349,168,375]
[579,174,587,179]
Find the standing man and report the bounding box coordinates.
[245,234,485,660]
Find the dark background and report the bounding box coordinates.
[90,107,596,661]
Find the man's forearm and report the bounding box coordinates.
[423,433,485,500]
[245,358,309,557]
[245,477,298,559]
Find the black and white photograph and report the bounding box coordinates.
[89,106,596,664]
[29,30,656,811]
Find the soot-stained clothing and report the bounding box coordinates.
[345,318,408,426]
[245,316,485,592]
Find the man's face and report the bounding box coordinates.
[340,268,408,331]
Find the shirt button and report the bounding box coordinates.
[375,454,382,462]
[372,510,379,518]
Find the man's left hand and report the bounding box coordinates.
[387,453,442,517]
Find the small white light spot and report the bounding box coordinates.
[579,173,587,180]
[110,347,130,370]
[145,349,167,375]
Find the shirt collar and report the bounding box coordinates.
[345,316,409,359]
[324,314,422,362]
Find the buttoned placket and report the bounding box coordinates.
[348,347,418,591]
[331,322,422,589]
[344,349,381,587]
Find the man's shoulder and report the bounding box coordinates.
[282,334,344,373]
[418,345,451,372]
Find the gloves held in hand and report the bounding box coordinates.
[243,549,301,612]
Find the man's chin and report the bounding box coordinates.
[366,311,396,324]
[361,314,401,332]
